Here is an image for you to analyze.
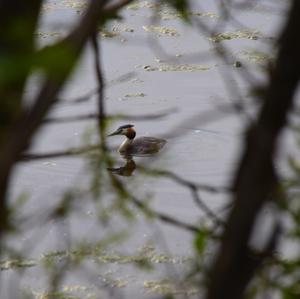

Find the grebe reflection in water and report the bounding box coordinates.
[107,156,136,177]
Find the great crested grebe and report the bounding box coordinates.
[108,124,166,156]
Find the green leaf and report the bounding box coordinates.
[34,42,76,78]
[164,0,190,22]
[194,230,206,254]
[282,285,300,299]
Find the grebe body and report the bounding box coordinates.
[108,124,166,156]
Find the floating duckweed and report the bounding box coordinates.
[112,279,128,288]
[34,290,81,299]
[123,27,134,33]
[130,78,144,84]
[1,246,188,273]
[143,25,179,37]
[100,275,128,288]
[62,285,90,293]
[144,279,173,295]
[41,4,55,11]
[192,11,218,18]
[99,29,120,38]
[98,25,134,38]
[124,93,146,98]
[141,64,211,72]
[238,50,271,63]
[209,29,262,43]
[35,31,61,39]
[126,2,141,10]
[142,65,157,71]
[158,64,211,72]
[43,161,57,166]
[62,0,87,9]
[160,10,218,20]
[0,259,36,270]
[33,285,96,299]
[96,245,188,265]
[144,279,198,295]
[97,252,148,264]
[127,1,160,10]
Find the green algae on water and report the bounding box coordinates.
[209,29,262,43]
[140,64,211,72]
[238,50,272,63]
[33,285,94,299]
[62,0,87,9]
[0,259,36,270]
[35,31,62,39]
[144,279,198,295]
[124,93,146,98]
[143,25,179,37]
[98,28,120,38]
[127,1,160,10]
[160,10,218,20]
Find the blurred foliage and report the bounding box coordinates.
[164,0,190,21]
[2,0,300,298]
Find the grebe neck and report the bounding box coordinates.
[119,137,134,153]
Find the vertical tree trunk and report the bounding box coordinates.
[206,1,300,298]
[0,0,42,234]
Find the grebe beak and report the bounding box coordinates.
[107,129,121,137]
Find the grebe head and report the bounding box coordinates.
[108,124,136,139]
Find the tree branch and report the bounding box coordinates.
[20,145,100,161]
[206,1,300,298]
[90,30,106,151]
[0,0,135,239]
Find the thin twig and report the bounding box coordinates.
[130,195,200,233]
[56,88,98,105]
[190,186,226,227]
[138,166,227,226]
[56,72,136,106]
[109,172,203,233]
[152,168,232,194]
[20,145,100,161]
[43,108,177,124]
[91,30,106,151]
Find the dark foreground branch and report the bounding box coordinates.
[0,0,135,239]
[207,1,300,298]
[90,30,106,151]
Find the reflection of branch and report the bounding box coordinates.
[163,171,227,226]
[162,103,238,139]
[153,169,231,193]
[57,73,136,105]
[43,109,177,124]
[20,145,100,161]
[109,173,202,233]
[58,89,98,105]
[140,167,227,226]
[130,195,200,233]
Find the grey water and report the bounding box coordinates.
[2,0,288,298]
